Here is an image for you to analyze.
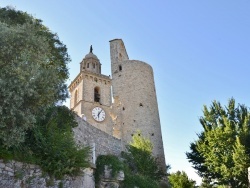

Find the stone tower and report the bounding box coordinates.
[68,46,112,135]
[110,39,166,168]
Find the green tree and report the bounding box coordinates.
[0,7,70,147]
[168,171,196,188]
[186,98,250,187]
[199,178,214,188]
[26,106,90,178]
[120,131,165,187]
[123,131,165,181]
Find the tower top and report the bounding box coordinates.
[80,45,101,74]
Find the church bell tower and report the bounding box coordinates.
[68,46,112,135]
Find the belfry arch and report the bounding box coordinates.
[94,87,100,102]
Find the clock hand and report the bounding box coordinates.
[97,110,102,118]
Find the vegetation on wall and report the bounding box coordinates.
[186,98,250,187]
[0,106,90,179]
[95,131,165,188]
[95,155,124,184]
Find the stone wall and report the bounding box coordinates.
[73,116,122,163]
[0,159,94,188]
[0,117,122,188]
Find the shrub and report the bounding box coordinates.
[95,155,124,185]
[0,106,90,179]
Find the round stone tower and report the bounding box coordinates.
[110,39,166,168]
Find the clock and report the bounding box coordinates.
[92,107,106,122]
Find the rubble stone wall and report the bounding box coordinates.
[0,159,95,188]
[73,116,122,163]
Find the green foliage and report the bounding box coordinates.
[129,130,153,153]
[168,171,196,188]
[0,106,90,179]
[186,98,250,187]
[0,7,70,148]
[199,178,214,188]
[95,155,124,185]
[95,132,165,188]
[123,131,165,181]
[122,173,159,188]
[14,169,25,180]
[123,131,165,187]
[58,182,63,188]
[27,106,90,179]
[0,144,37,164]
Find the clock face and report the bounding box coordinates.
[92,107,106,122]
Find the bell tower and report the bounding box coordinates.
[68,46,112,135]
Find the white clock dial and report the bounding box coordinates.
[92,107,106,122]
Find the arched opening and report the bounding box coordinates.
[94,87,100,102]
[74,90,78,106]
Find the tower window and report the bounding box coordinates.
[93,63,95,69]
[87,63,89,68]
[94,87,100,102]
[74,90,78,106]
[119,65,122,71]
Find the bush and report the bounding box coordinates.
[95,155,124,185]
[27,106,90,178]
[95,132,165,188]
[0,106,90,179]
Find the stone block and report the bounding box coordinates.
[15,161,23,168]
[5,166,13,172]
[0,163,5,168]
[7,171,14,176]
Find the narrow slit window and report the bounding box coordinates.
[119,65,122,71]
[87,63,89,68]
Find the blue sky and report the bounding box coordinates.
[2,0,250,184]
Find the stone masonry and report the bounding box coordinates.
[0,159,95,188]
[73,116,122,163]
[110,39,166,169]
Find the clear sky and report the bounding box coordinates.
[1,0,250,185]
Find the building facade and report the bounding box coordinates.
[69,39,166,168]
